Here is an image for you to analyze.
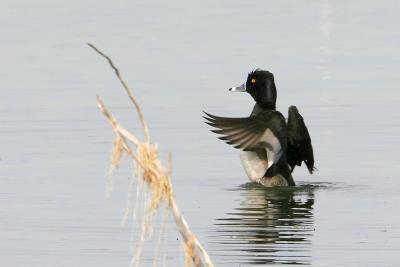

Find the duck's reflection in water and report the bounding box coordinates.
[213,183,316,265]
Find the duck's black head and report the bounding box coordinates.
[229,69,277,110]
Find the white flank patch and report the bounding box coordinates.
[239,129,283,182]
[239,151,268,182]
[260,129,282,167]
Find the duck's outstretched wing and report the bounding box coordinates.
[203,111,287,151]
[286,106,315,174]
[203,110,287,170]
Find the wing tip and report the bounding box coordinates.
[202,111,218,120]
[308,166,317,174]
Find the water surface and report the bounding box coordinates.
[1,0,400,266]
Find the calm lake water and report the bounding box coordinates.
[1,0,400,266]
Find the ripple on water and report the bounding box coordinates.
[210,182,326,266]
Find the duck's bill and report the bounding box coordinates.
[228,83,246,92]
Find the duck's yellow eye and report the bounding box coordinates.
[251,78,256,84]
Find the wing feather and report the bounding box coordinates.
[203,111,285,153]
[286,106,315,174]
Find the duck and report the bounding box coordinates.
[204,69,314,187]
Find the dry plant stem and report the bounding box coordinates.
[92,43,214,267]
[89,43,150,143]
[170,200,214,267]
[97,98,214,266]
[97,97,153,174]
[97,96,140,146]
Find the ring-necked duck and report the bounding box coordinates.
[204,69,314,187]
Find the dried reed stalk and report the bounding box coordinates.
[88,43,150,143]
[89,43,214,267]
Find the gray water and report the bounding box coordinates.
[1,0,400,266]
